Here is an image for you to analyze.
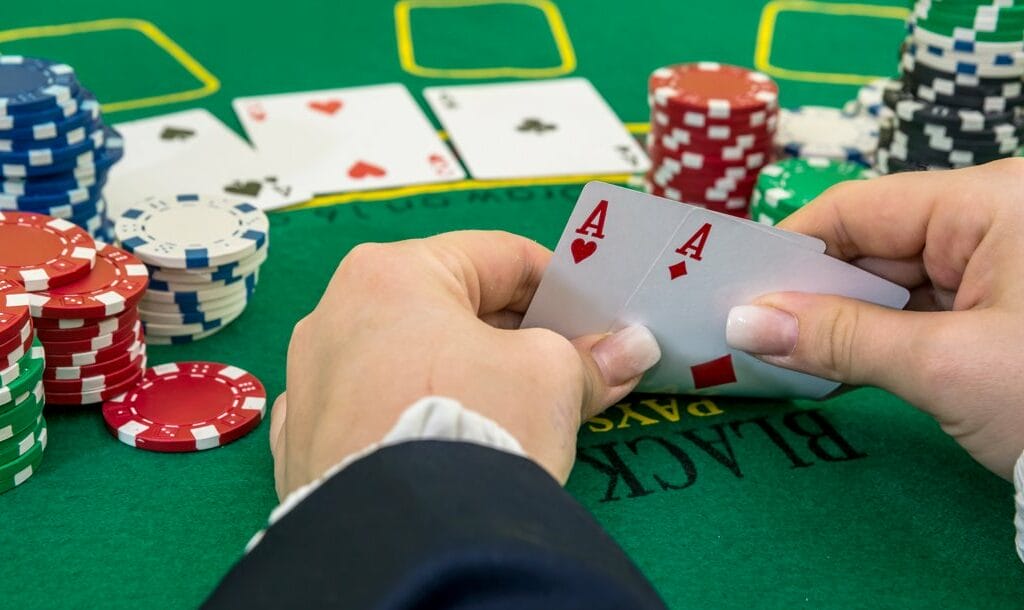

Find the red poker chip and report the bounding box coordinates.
[44,351,146,395]
[1,326,34,368]
[45,340,145,380]
[102,361,267,452]
[0,212,97,291]
[648,63,779,115]
[647,128,773,152]
[0,317,32,357]
[648,145,774,169]
[0,280,30,346]
[44,321,142,367]
[35,309,138,342]
[33,306,136,331]
[651,104,778,128]
[40,318,139,355]
[650,175,758,196]
[26,242,148,319]
[46,367,144,406]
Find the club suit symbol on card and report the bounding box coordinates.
[224,180,263,197]
[438,92,458,110]
[691,354,737,389]
[264,176,292,196]
[616,144,641,168]
[308,99,343,115]
[668,222,711,279]
[159,127,195,141]
[517,118,556,134]
[570,199,608,264]
[347,160,386,179]
[246,103,267,123]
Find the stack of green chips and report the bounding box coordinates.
[0,338,47,495]
[751,157,877,226]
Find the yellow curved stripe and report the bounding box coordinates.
[0,18,219,113]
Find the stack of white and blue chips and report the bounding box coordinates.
[0,56,123,241]
[877,0,1024,173]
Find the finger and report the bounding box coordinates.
[779,162,1009,268]
[480,309,524,330]
[726,292,943,402]
[425,230,552,315]
[269,392,287,460]
[853,256,928,288]
[572,326,661,420]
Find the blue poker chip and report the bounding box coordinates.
[145,272,258,306]
[1,125,124,182]
[0,120,102,153]
[0,91,83,131]
[147,267,253,293]
[0,56,81,116]
[0,146,99,179]
[0,181,103,210]
[0,127,105,166]
[0,97,100,141]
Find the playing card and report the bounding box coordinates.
[423,78,650,180]
[521,182,694,339]
[233,84,464,195]
[106,109,309,215]
[617,207,910,398]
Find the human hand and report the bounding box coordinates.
[270,230,660,498]
[725,158,1024,479]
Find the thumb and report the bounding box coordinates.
[726,292,937,396]
[571,325,661,420]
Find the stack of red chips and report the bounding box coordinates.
[645,62,780,217]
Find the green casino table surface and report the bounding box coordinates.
[2,1,1021,608]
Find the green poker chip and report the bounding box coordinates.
[0,416,44,468]
[0,338,44,414]
[755,157,875,215]
[0,430,46,495]
[0,380,44,442]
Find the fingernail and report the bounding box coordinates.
[591,325,661,386]
[726,305,798,356]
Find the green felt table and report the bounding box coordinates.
[2,1,1021,608]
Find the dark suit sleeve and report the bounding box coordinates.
[204,440,667,610]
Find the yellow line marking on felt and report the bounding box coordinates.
[290,173,636,211]
[0,18,219,113]
[394,0,576,79]
[755,1,909,86]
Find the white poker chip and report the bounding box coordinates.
[775,106,878,162]
[114,194,269,269]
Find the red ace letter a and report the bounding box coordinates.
[676,223,711,260]
[575,200,608,239]
[668,222,712,280]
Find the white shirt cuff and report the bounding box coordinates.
[246,396,524,553]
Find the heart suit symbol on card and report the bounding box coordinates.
[348,160,386,179]
[571,238,597,264]
[308,99,343,115]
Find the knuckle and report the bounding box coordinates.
[811,305,861,381]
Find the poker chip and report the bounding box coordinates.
[43,351,146,399]
[873,3,1024,174]
[43,320,141,368]
[645,62,779,215]
[0,421,46,495]
[752,157,876,226]
[0,212,96,290]
[112,194,269,343]
[0,280,30,347]
[102,361,267,452]
[775,106,879,165]
[0,57,80,117]
[1,328,35,369]
[0,340,44,407]
[0,416,44,469]
[45,341,144,381]
[0,380,43,437]
[19,242,148,319]
[35,309,138,342]
[41,319,139,355]
[0,63,120,241]
[115,194,269,269]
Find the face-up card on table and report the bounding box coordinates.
[423,78,650,180]
[106,109,309,216]
[617,207,910,398]
[232,84,464,195]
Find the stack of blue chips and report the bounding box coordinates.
[0,56,123,241]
